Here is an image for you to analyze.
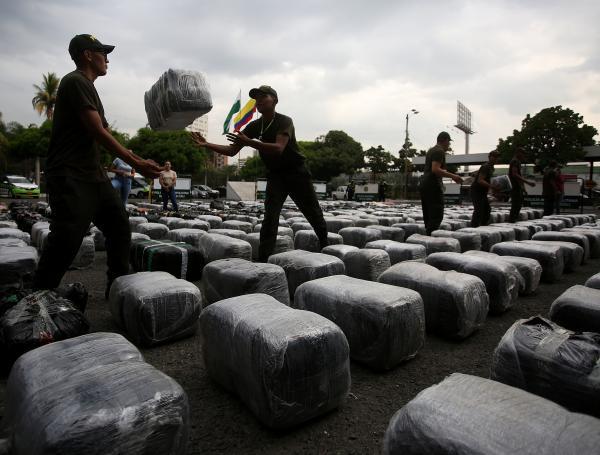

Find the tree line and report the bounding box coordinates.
[0,72,596,191]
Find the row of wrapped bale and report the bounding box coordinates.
[491,241,564,283]
[294,230,343,252]
[562,227,600,258]
[549,285,600,334]
[1,332,189,454]
[532,231,590,262]
[0,227,31,244]
[294,275,425,370]
[200,293,350,429]
[491,316,600,417]
[524,239,583,271]
[431,230,482,252]
[378,262,488,339]
[0,286,89,367]
[364,240,426,264]
[383,373,600,454]
[202,259,290,305]
[425,252,519,314]
[109,271,202,346]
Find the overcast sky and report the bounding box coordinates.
[1,0,599,164]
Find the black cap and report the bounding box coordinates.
[437,131,452,142]
[68,34,115,59]
[249,85,278,100]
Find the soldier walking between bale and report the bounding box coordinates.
[470,150,501,227]
[190,85,328,261]
[508,147,536,223]
[33,34,162,298]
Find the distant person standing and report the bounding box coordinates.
[33,33,162,297]
[159,161,178,212]
[109,157,135,205]
[543,160,559,216]
[470,150,501,227]
[346,181,355,201]
[508,147,536,223]
[378,179,387,202]
[419,132,463,235]
[555,165,565,214]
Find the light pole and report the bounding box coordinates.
[402,109,419,199]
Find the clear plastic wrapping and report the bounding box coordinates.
[0,245,39,289]
[457,227,502,251]
[364,240,426,265]
[268,250,345,297]
[196,215,223,229]
[391,223,426,237]
[491,316,600,417]
[3,332,189,454]
[166,228,208,247]
[531,231,590,262]
[337,227,382,248]
[321,244,359,261]
[0,238,27,248]
[379,261,488,339]
[89,226,105,251]
[159,216,183,229]
[406,234,461,255]
[130,239,204,280]
[200,293,350,429]
[208,228,248,240]
[202,258,290,305]
[325,217,355,233]
[135,222,169,240]
[197,233,252,264]
[109,271,201,346]
[431,230,481,252]
[222,220,254,233]
[173,219,210,231]
[491,241,564,283]
[245,232,293,260]
[128,216,148,229]
[426,252,518,314]
[69,235,95,269]
[30,221,50,248]
[366,225,405,242]
[549,285,600,333]
[491,222,531,240]
[343,249,391,281]
[0,228,30,244]
[383,373,600,455]
[294,275,424,370]
[465,250,541,295]
[585,272,600,289]
[563,227,600,258]
[293,230,342,252]
[145,68,212,130]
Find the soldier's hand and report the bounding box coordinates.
[190,132,208,147]
[452,175,463,184]
[137,159,163,179]
[226,131,252,147]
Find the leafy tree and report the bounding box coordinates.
[364,145,393,175]
[238,155,267,181]
[127,128,208,177]
[497,106,597,169]
[32,73,60,120]
[8,120,52,162]
[300,130,364,182]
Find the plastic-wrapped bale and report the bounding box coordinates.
[30,221,50,248]
[293,230,343,252]
[491,241,564,283]
[354,217,378,228]
[366,225,405,242]
[253,225,294,239]
[159,216,184,229]
[0,245,38,289]
[457,227,502,251]
[543,216,570,229]
[200,293,350,429]
[343,249,391,281]
[222,220,253,234]
[0,289,89,365]
[131,232,151,243]
[0,238,27,248]
[531,220,554,231]
[175,219,210,230]
[549,285,600,333]
[0,228,30,244]
[562,228,600,258]
[0,220,17,229]
[431,230,481,252]
[378,262,488,339]
[491,223,531,240]
[128,216,148,230]
[89,226,105,251]
[245,232,293,261]
[481,225,516,242]
[196,214,223,229]
[325,217,354,233]
[145,68,212,130]
[465,250,541,295]
[338,227,382,248]
[68,235,95,270]
[130,239,204,281]
[321,244,359,261]
[291,221,313,233]
[445,219,469,230]
[226,214,259,226]
[268,250,345,297]
[383,372,600,455]
[202,258,290,305]
[365,240,426,265]
[532,231,590,262]
[406,234,460,255]
[3,333,189,455]
[197,233,252,264]
[491,316,600,417]
[426,252,518,314]
[585,272,600,290]
[166,228,208,247]
[491,174,512,193]
[523,239,583,272]
[392,223,426,238]
[208,228,247,240]
[516,221,543,237]
[109,272,201,346]
[294,275,424,370]
[135,222,169,240]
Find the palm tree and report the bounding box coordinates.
[31,72,60,184]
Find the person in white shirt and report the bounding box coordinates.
[159,161,178,211]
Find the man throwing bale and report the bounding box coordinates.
[191,85,328,261]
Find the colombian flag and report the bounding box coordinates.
[233,99,256,131]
